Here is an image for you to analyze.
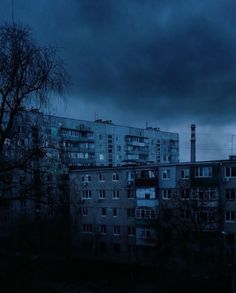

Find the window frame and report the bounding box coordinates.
[112,189,120,199]
[113,225,120,235]
[162,169,171,180]
[112,173,119,181]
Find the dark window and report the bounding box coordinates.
[113,243,120,253]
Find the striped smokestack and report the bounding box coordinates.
[191,124,196,162]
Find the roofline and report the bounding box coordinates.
[69,158,236,172]
[33,111,179,136]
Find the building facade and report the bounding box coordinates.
[70,166,158,264]
[46,114,179,168]
[69,158,236,268]
[0,110,179,226]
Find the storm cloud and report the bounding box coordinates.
[1,0,236,159]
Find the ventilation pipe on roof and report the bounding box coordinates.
[191,124,196,163]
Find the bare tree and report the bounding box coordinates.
[0,23,69,172]
[0,23,70,253]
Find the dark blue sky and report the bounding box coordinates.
[1,0,236,160]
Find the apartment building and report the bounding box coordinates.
[0,109,179,226]
[69,157,236,267]
[46,114,179,168]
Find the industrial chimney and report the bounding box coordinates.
[190,124,196,162]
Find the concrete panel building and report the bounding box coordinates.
[69,157,236,267]
[45,114,179,167]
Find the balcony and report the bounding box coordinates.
[135,178,156,186]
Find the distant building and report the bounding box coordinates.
[46,114,179,168]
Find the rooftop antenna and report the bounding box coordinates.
[94,112,98,121]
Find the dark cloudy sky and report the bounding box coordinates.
[1,0,236,161]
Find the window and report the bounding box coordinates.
[81,190,92,199]
[112,173,119,181]
[81,174,91,182]
[226,189,236,201]
[47,175,52,182]
[127,189,134,199]
[180,189,190,200]
[82,208,88,216]
[162,189,171,200]
[127,208,135,218]
[113,225,120,235]
[112,190,120,199]
[195,167,212,178]
[99,225,106,234]
[162,170,170,179]
[141,228,151,238]
[127,171,134,182]
[225,167,236,178]
[192,188,217,200]
[83,224,93,233]
[98,190,106,199]
[181,169,190,179]
[135,208,156,219]
[113,208,118,217]
[99,154,104,160]
[101,208,106,216]
[98,173,105,181]
[128,226,136,236]
[225,210,235,222]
